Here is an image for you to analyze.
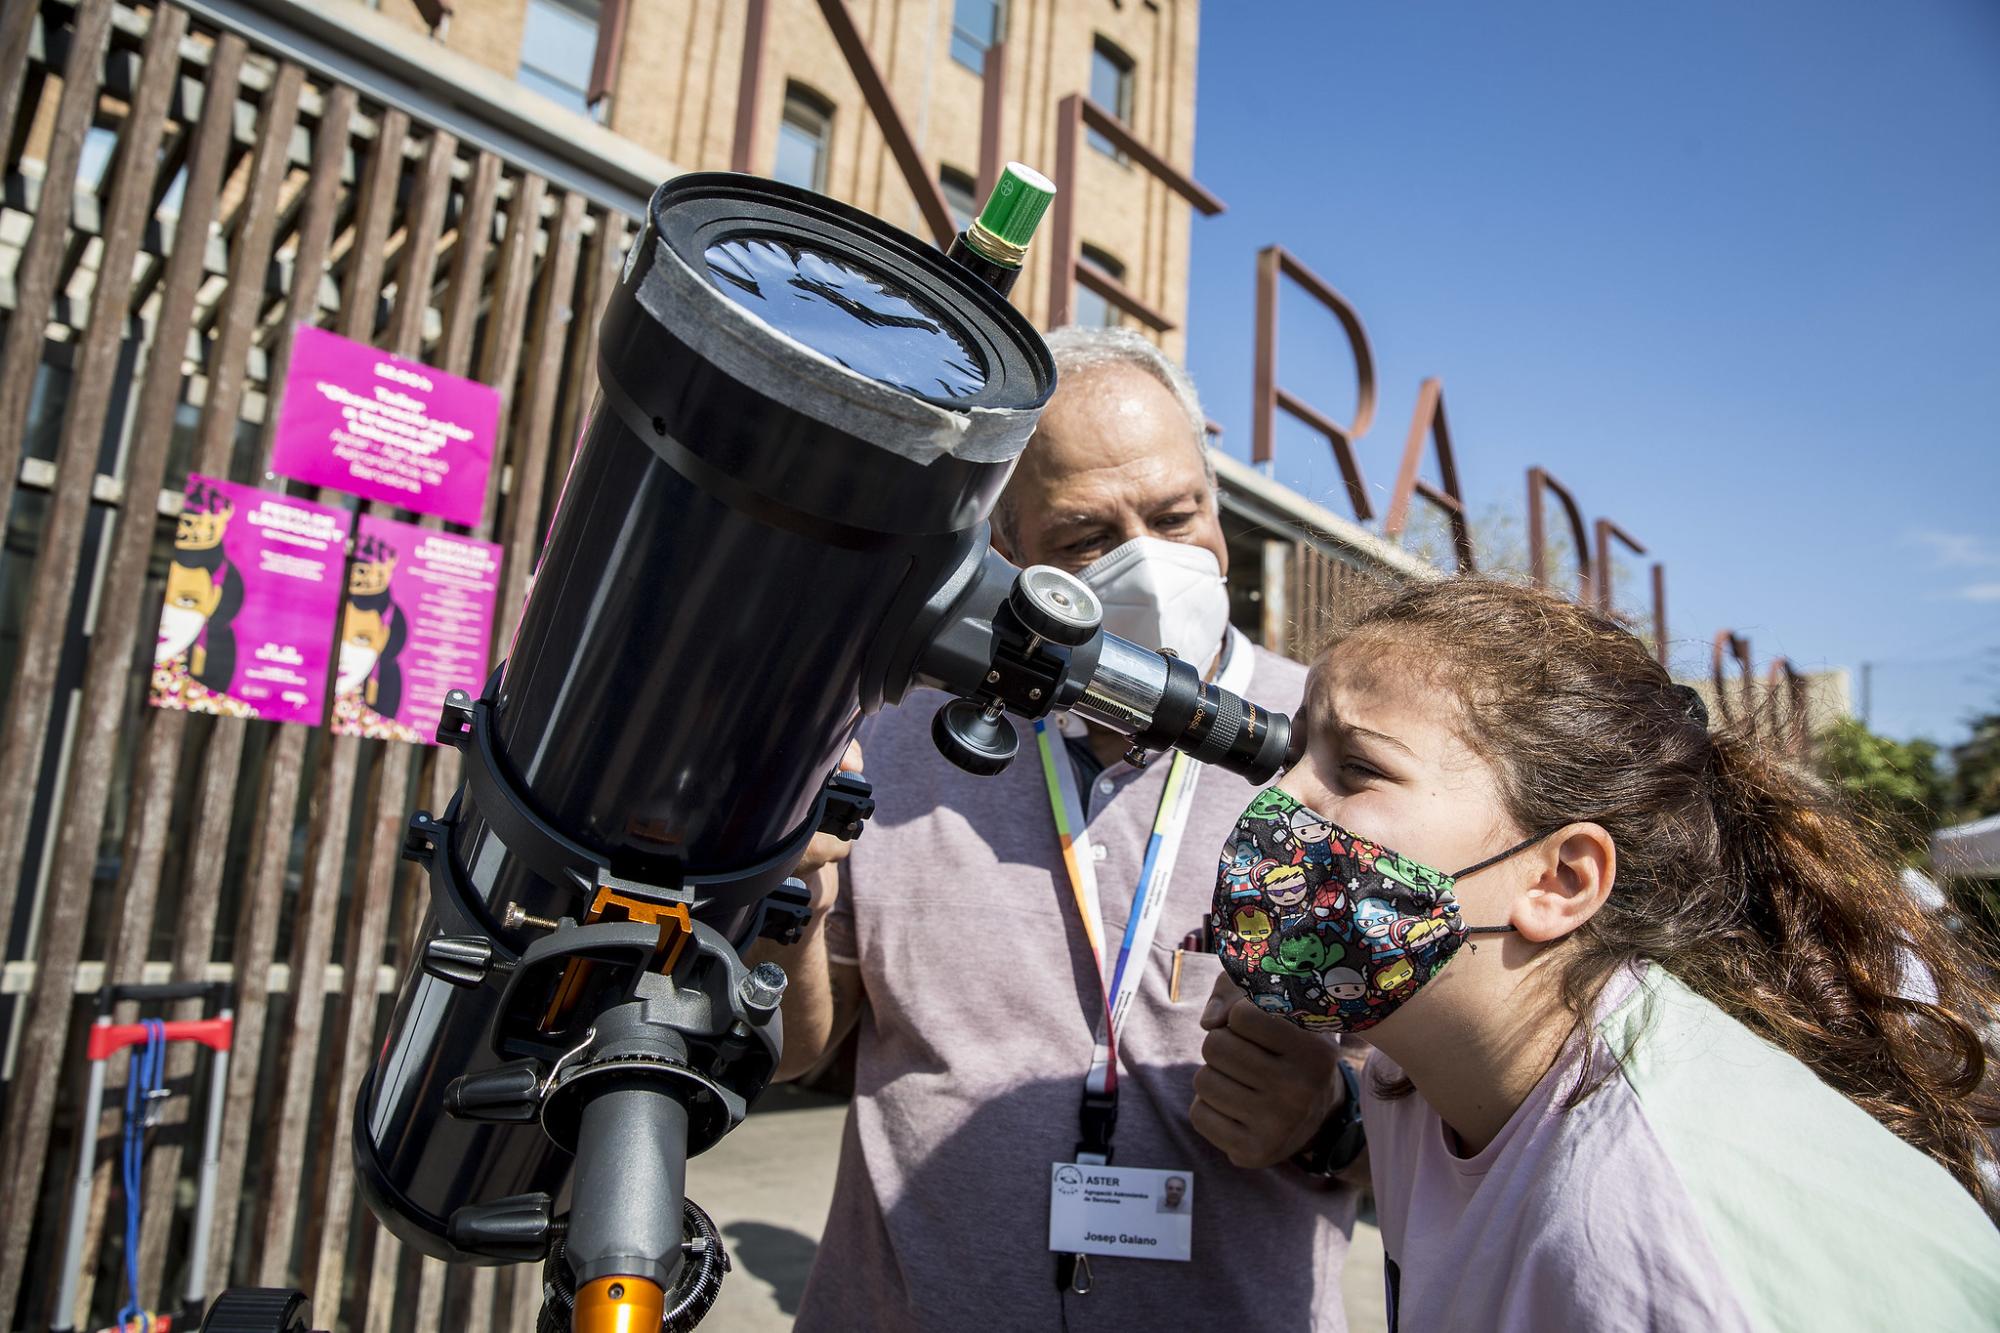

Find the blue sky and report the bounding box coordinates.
[1181,0,2000,749]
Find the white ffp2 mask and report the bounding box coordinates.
[156,605,206,665]
[337,642,380,696]
[1076,536,1230,670]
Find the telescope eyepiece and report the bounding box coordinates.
[1126,649,1292,784]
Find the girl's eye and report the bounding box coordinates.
[1339,759,1382,782]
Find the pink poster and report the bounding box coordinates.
[150,475,352,725]
[269,324,499,526]
[332,514,502,745]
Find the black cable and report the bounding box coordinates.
[536,1200,731,1332]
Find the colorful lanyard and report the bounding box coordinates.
[1036,629,1254,1107]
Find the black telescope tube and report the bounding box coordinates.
[355,174,1055,1261]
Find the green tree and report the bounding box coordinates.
[1941,712,2000,937]
[1947,711,2000,821]
[1813,717,1947,859]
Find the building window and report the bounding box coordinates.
[940,166,978,231]
[950,0,1005,73]
[1088,36,1134,159]
[1074,244,1124,327]
[518,0,603,117]
[775,84,834,193]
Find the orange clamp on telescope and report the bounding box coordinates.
[539,880,696,1033]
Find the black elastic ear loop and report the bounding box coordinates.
[1450,830,1557,938]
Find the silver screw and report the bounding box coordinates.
[739,961,788,1013]
[502,902,560,931]
[985,669,1001,684]
[1028,688,1043,701]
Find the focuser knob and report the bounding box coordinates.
[932,698,1020,776]
[1010,565,1101,646]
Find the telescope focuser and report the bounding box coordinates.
[932,565,1104,776]
[920,558,1292,783]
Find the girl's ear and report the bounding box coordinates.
[1512,823,1616,944]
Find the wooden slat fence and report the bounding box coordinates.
[1284,542,1380,665]
[0,3,633,1327]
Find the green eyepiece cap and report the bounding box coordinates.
[971,162,1056,260]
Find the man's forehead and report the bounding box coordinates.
[1028,364,1203,477]
[1030,453,1204,510]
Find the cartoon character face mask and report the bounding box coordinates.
[1211,787,1542,1032]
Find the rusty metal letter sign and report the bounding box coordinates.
[731,0,962,247]
[1527,466,1593,604]
[1765,657,1809,756]
[1382,377,1475,572]
[1048,94,1224,329]
[1711,629,1755,728]
[1251,245,1379,518]
[1593,517,1668,664]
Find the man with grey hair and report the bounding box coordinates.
[763,327,1361,1331]
[988,324,1218,557]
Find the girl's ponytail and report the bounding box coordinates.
[1700,728,1997,1204]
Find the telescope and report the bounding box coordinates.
[202,170,1290,1333]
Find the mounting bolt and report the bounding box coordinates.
[738,961,788,1014]
[985,669,1001,684]
[502,902,560,931]
[1028,687,1043,701]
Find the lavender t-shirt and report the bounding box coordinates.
[1362,964,2000,1332]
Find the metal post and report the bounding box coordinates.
[977,41,1006,203]
[185,1015,232,1309]
[50,1030,111,1333]
[729,0,768,174]
[1252,247,1278,471]
[1047,94,1081,327]
[1260,539,1290,657]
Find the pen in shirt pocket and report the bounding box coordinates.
[1169,923,1214,1003]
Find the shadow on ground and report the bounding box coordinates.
[722,1221,821,1316]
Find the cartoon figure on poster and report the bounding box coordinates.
[151,478,254,718]
[334,530,425,743]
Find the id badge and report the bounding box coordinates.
[1047,1163,1193,1261]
